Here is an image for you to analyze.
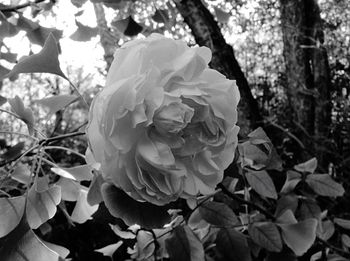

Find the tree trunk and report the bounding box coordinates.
[175,0,262,135]
[279,0,331,164]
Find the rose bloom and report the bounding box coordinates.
[86,34,240,206]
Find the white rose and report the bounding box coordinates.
[86,34,240,206]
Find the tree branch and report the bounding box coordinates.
[0,0,46,13]
[217,183,276,220]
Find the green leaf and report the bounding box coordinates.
[109,224,135,239]
[246,170,277,199]
[55,177,81,201]
[71,0,88,8]
[101,183,171,229]
[17,15,63,47]
[8,95,35,135]
[165,225,205,261]
[11,163,31,184]
[306,174,345,197]
[26,184,61,229]
[70,20,98,42]
[294,158,317,173]
[1,141,25,161]
[280,170,302,194]
[214,7,231,23]
[317,220,335,241]
[0,196,25,237]
[0,13,19,38]
[70,187,99,224]
[248,222,283,252]
[278,218,317,256]
[216,227,252,261]
[132,230,155,260]
[0,215,60,261]
[299,199,321,220]
[95,241,123,258]
[43,241,70,259]
[87,174,104,206]
[2,33,67,81]
[152,9,169,23]
[112,16,143,36]
[334,218,350,230]
[51,164,93,181]
[341,234,350,248]
[276,209,297,224]
[0,64,10,79]
[0,52,17,63]
[35,94,78,116]
[199,201,239,227]
[275,195,298,217]
[0,95,7,106]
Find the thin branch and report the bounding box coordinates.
[39,131,85,146]
[317,237,350,259]
[0,0,46,12]
[217,183,275,220]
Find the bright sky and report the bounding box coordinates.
[3,0,107,85]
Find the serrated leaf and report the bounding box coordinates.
[317,220,335,241]
[248,222,282,252]
[214,6,231,23]
[280,170,302,194]
[0,196,25,237]
[70,187,99,224]
[51,164,93,181]
[199,201,239,227]
[294,158,317,173]
[278,218,317,256]
[87,173,104,206]
[334,218,350,230]
[246,170,277,199]
[2,33,67,81]
[165,225,205,261]
[70,20,98,42]
[35,94,78,116]
[112,16,143,36]
[101,183,171,229]
[0,215,60,261]
[275,195,298,217]
[1,141,25,161]
[95,241,123,257]
[8,95,35,134]
[26,185,61,229]
[216,227,252,261]
[306,174,344,197]
[152,9,169,23]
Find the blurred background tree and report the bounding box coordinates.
[0,0,349,260]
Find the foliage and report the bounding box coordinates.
[0,0,350,261]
